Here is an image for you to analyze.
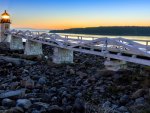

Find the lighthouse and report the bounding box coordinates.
[0,10,11,42]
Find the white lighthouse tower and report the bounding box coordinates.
[0,10,11,42]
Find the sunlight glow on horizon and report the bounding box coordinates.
[0,0,150,30]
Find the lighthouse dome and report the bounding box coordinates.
[1,10,11,23]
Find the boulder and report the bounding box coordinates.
[2,98,16,108]
[120,94,129,105]
[16,99,32,109]
[0,89,26,99]
[38,77,47,85]
[118,106,128,112]
[102,101,111,108]
[32,102,49,110]
[131,89,145,99]
[0,107,24,113]
[135,97,145,105]
[20,79,35,89]
[48,105,64,113]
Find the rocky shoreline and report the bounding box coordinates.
[0,45,150,113]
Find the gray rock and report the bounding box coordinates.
[22,69,29,74]
[7,63,13,67]
[76,92,82,98]
[118,106,128,112]
[38,77,47,85]
[0,56,36,66]
[33,102,49,109]
[2,98,16,108]
[69,69,75,75]
[51,96,58,102]
[135,97,145,105]
[29,98,41,103]
[131,89,145,99]
[49,87,57,93]
[62,91,68,97]
[0,89,26,99]
[58,87,67,94]
[48,105,64,113]
[32,110,41,113]
[120,95,129,104]
[24,79,35,89]
[111,104,118,109]
[16,99,32,109]
[0,107,24,113]
[83,80,89,85]
[76,71,87,77]
[102,101,111,108]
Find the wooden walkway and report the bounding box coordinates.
[7,30,150,66]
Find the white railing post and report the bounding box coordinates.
[81,36,83,40]
[77,36,79,40]
[118,38,121,53]
[92,37,94,40]
[146,41,149,52]
[65,35,68,41]
[105,37,108,52]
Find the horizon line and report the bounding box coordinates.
[11,25,150,31]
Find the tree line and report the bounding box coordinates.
[50,26,150,36]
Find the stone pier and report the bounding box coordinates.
[0,34,11,42]
[104,58,127,71]
[53,47,73,64]
[0,34,11,49]
[24,40,43,55]
[10,36,24,50]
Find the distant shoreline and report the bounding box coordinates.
[50,26,150,37]
[53,32,150,37]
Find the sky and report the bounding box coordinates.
[0,0,150,30]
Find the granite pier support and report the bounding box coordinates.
[0,34,11,50]
[53,47,73,64]
[10,36,24,50]
[24,40,43,55]
[0,34,11,42]
[104,58,127,71]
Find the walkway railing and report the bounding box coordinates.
[5,30,150,66]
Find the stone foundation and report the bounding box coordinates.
[53,47,73,64]
[24,40,43,55]
[0,34,11,42]
[104,59,127,71]
[10,36,24,50]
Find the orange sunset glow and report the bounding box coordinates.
[0,0,150,30]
